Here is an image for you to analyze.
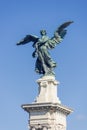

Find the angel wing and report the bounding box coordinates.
[47,21,73,49]
[56,21,74,38]
[16,34,39,46]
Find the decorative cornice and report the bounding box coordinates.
[21,102,73,115]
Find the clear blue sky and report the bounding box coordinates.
[0,0,87,130]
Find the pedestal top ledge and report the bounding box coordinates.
[21,102,73,115]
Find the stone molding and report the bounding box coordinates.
[22,102,73,115]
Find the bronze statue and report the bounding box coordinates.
[17,21,73,76]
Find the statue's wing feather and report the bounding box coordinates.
[48,21,73,49]
[16,35,39,45]
[56,21,74,38]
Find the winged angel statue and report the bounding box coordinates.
[17,21,73,76]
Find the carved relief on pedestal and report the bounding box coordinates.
[30,125,48,130]
[43,126,48,130]
[31,127,36,130]
[55,124,66,130]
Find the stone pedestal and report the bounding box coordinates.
[21,76,73,130]
[35,76,61,103]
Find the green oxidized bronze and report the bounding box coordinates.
[17,21,73,76]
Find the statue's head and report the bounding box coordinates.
[40,30,47,36]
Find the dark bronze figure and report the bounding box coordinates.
[17,21,73,76]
